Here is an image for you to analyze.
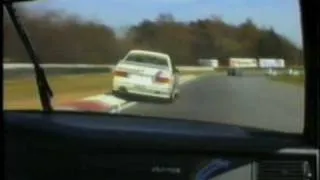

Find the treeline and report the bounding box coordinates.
[4,7,303,65]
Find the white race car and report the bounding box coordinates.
[112,49,180,102]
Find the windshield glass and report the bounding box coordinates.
[124,53,169,67]
[3,0,304,134]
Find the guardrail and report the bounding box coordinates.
[3,63,304,80]
[3,63,220,79]
[3,63,219,71]
[4,63,304,70]
[3,63,112,69]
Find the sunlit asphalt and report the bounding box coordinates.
[121,74,304,133]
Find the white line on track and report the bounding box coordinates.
[112,101,137,113]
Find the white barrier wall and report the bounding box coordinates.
[259,58,285,68]
[229,58,258,68]
[198,59,219,68]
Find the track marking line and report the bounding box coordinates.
[110,101,137,114]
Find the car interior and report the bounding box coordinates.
[3,0,319,180]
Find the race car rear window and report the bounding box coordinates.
[124,53,169,66]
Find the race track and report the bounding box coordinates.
[120,74,304,133]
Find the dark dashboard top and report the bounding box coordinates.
[5,111,307,154]
[5,111,318,180]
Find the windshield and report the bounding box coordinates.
[4,0,304,135]
[124,53,170,67]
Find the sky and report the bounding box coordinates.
[24,0,302,47]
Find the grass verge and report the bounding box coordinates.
[269,75,305,86]
[180,70,217,76]
[4,73,113,110]
[4,70,211,110]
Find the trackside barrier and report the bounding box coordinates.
[3,63,112,69]
[3,63,304,73]
[4,63,217,71]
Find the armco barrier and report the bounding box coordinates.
[4,67,113,79]
[4,63,303,70]
[3,63,217,71]
[3,63,112,69]
[3,63,217,79]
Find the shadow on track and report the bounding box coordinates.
[108,92,175,104]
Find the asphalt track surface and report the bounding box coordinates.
[121,74,304,133]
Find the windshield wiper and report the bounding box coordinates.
[4,2,54,111]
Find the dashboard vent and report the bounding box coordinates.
[257,160,312,180]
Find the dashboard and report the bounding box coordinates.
[4,111,319,180]
[6,148,317,180]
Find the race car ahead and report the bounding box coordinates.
[112,49,180,103]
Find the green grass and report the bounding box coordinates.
[269,75,305,86]
[4,73,113,110]
[180,70,217,75]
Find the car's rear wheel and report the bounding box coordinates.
[168,94,175,103]
[167,90,179,103]
[111,90,117,95]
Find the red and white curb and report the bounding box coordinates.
[56,75,197,113]
[56,95,125,113]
